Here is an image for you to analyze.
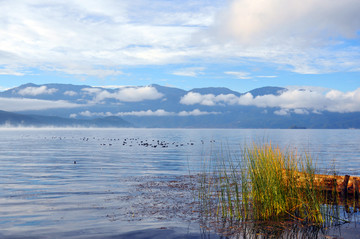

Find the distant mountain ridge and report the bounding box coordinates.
[248,86,286,97]
[0,110,132,128]
[1,83,283,100]
[190,87,242,96]
[1,83,360,129]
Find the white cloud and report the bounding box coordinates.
[79,109,172,117]
[0,0,358,77]
[274,109,289,116]
[180,88,360,113]
[293,109,309,115]
[214,0,360,45]
[18,86,58,96]
[0,86,10,92]
[225,71,251,79]
[256,75,277,78]
[275,108,309,115]
[172,67,205,77]
[116,109,173,117]
[202,0,360,74]
[69,113,77,118]
[83,86,163,102]
[180,92,215,106]
[76,109,219,117]
[180,92,240,106]
[0,68,25,76]
[178,109,219,116]
[114,86,163,102]
[79,110,103,117]
[82,88,103,94]
[0,1,217,76]
[64,90,77,96]
[0,97,82,111]
[54,66,123,78]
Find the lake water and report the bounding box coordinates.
[1,128,360,238]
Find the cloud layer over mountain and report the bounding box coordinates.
[181,88,360,113]
[74,109,219,118]
[82,86,164,103]
[0,97,81,111]
[18,86,58,96]
[2,83,360,129]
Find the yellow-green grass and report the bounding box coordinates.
[198,142,337,226]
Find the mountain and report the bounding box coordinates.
[191,87,242,96]
[1,83,93,101]
[1,83,360,129]
[247,86,286,97]
[0,110,132,128]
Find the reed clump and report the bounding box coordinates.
[199,142,330,226]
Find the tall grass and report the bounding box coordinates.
[198,142,329,226]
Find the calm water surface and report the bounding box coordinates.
[1,128,360,238]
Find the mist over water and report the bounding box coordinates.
[1,128,360,238]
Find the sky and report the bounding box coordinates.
[0,0,359,94]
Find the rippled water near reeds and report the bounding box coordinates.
[1,128,360,238]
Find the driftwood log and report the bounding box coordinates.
[292,172,360,199]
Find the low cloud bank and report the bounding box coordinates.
[0,97,82,111]
[82,86,163,102]
[64,90,77,96]
[72,109,219,118]
[18,86,58,96]
[180,88,360,113]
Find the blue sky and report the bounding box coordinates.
[0,0,359,93]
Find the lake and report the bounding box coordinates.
[1,128,360,238]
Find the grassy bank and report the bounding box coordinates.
[198,142,343,227]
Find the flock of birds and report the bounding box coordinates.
[48,136,216,149]
[46,136,217,165]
